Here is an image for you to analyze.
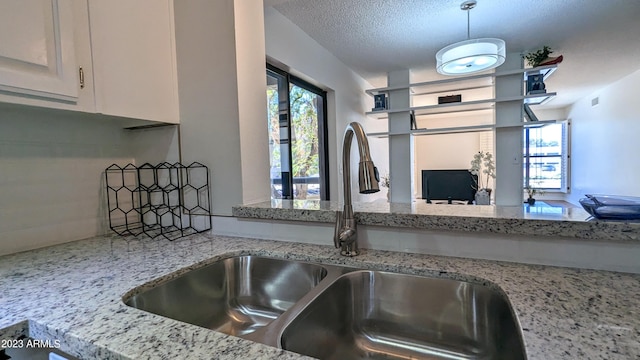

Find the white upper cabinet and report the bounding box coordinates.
[88,0,179,124]
[0,0,80,101]
[0,0,179,124]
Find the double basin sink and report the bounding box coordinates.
[124,256,526,359]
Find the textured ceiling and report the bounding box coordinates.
[266,0,640,109]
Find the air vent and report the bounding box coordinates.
[591,97,600,107]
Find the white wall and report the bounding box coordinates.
[128,125,180,166]
[414,132,481,198]
[566,68,640,204]
[0,104,182,257]
[174,0,270,215]
[264,7,387,203]
[534,107,569,122]
[415,133,480,169]
[0,105,135,255]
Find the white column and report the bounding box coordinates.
[495,53,524,205]
[387,69,413,203]
[234,0,271,206]
[174,0,270,215]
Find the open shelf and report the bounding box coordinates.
[495,119,559,129]
[523,92,557,105]
[365,64,558,96]
[411,98,497,116]
[522,65,557,81]
[367,124,495,138]
[406,76,494,97]
[368,119,561,138]
[365,93,553,119]
[366,99,498,119]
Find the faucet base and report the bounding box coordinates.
[340,249,359,257]
[340,244,359,257]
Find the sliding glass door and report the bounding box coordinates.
[266,65,328,200]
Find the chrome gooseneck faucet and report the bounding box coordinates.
[334,122,379,256]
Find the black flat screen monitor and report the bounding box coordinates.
[421,170,477,204]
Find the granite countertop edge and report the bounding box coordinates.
[232,203,640,242]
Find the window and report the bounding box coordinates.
[266,65,329,200]
[523,121,570,192]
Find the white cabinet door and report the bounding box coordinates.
[89,0,179,124]
[0,0,79,101]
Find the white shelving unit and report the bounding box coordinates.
[368,60,559,205]
[364,64,558,135]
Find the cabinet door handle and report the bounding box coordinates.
[79,67,85,89]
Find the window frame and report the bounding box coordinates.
[523,120,571,193]
[266,63,330,200]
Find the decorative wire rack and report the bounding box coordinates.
[105,162,212,241]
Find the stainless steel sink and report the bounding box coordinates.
[124,256,327,336]
[280,270,526,360]
[124,257,526,359]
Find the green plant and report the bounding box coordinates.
[469,151,496,190]
[524,46,553,67]
[524,184,545,198]
[379,173,390,188]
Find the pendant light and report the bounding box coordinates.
[436,0,505,75]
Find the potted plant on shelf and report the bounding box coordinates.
[380,173,391,201]
[469,151,496,205]
[524,184,544,205]
[524,46,564,67]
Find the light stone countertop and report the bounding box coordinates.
[1,234,639,359]
[232,200,640,242]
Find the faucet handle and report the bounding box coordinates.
[334,210,343,249]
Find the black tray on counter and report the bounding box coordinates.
[579,194,640,220]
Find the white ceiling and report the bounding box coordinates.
[265,0,640,109]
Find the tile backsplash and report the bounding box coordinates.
[0,105,178,255]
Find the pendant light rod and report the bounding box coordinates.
[467,7,470,39]
[461,0,476,39]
